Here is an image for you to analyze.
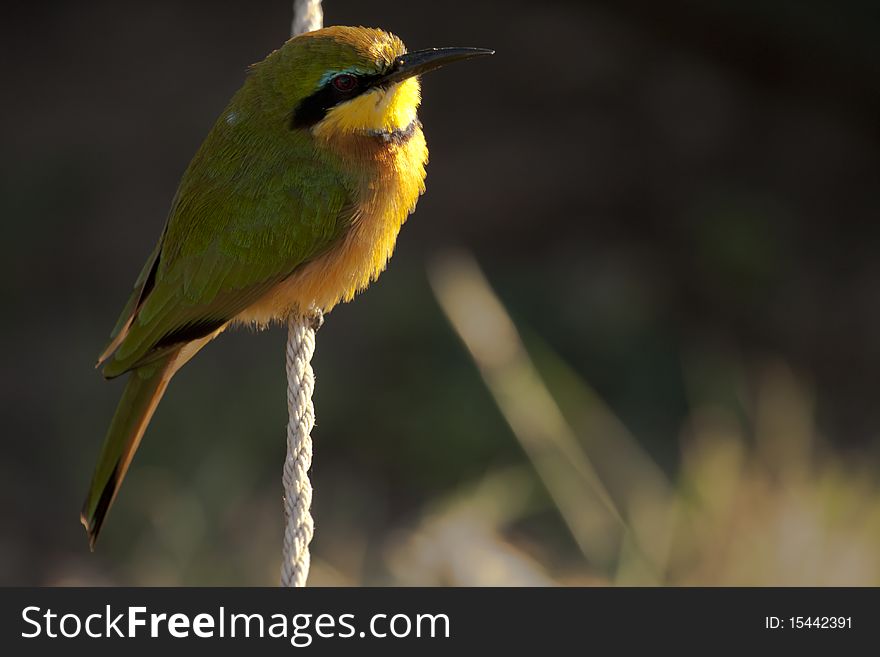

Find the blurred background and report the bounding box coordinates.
[2,0,880,585]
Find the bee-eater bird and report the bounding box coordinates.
[81,26,493,548]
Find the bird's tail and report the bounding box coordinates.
[80,351,178,549]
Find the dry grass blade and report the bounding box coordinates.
[428,251,657,575]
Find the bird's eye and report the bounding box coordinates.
[331,74,358,93]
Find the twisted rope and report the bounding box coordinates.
[291,0,323,39]
[281,0,323,588]
[281,315,318,587]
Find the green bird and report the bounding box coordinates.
[82,26,492,548]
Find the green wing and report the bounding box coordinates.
[100,125,352,379]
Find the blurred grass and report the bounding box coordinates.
[401,251,880,586]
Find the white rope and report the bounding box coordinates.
[281,0,323,588]
[281,315,318,587]
[291,0,323,38]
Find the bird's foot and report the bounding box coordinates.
[307,307,324,332]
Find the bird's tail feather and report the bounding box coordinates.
[80,351,178,549]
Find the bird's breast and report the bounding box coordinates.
[237,123,428,325]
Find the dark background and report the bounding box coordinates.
[2,0,879,585]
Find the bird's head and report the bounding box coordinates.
[247,26,492,142]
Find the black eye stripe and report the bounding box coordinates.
[291,72,383,129]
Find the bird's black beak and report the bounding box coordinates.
[378,47,494,87]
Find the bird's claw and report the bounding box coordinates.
[307,308,324,332]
